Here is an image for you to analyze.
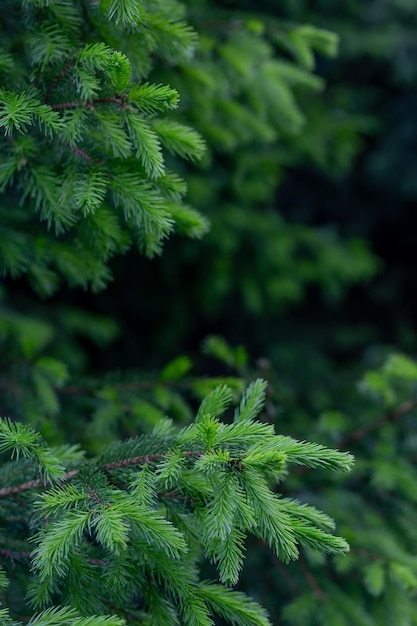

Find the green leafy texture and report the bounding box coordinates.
[156,449,186,489]
[208,527,246,586]
[24,167,74,235]
[129,466,157,507]
[92,504,130,554]
[0,50,13,74]
[110,171,171,229]
[202,336,248,371]
[0,2,374,622]
[34,484,88,516]
[0,609,15,626]
[142,586,181,626]
[160,355,193,381]
[152,119,206,161]
[3,3,416,626]
[383,353,417,381]
[0,90,46,135]
[234,379,268,423]
[93,111,132,158]
[168,203,210,239]
[0,418,42,459]
[203,472,242,542]
[273,436,354,471]
[112,493,188,559]
[242,443,286,477]
[192,377,245,400]
[0,418,64,481]
[31,357,69,417]
[279,499,335,532]
[390,562,417,591]
[108,51,132,93]
[0,0,206,292]
[125,112,165,179]
[0,380,353,622]
[363,561,385,597]
[0,566,9,592]
[357,352,417,409]
[73,170,109,216]
[31,510,93,581]
[128,82,180,113]
[199,584,272,626]
[28,606,125,626]
[211,421,276,448]
[195,447,230,474]
[104,0,143,26]
[284,25,339,70]
[240,468,299,563]
[196,385,234,421]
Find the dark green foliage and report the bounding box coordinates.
[91,0,379,362]
[269,350,417,625]
[2,0,417,625]
[0,383,352,624]
[0,1,358,624]
[0,0,207,295]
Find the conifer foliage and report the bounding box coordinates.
[0,0,207,295]
[0,1,355,624]
[0,380,353,624]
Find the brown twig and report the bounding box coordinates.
[50,96,134,112]
[293,397,417,478]
[87,558,109,567]
[0,548,109,569]
[338,397,417,449]
[299,556,326,600]
[0,469,79,498]
[353,548,383,562]
[0,548,31,560]
[0,451,204,499]
[44,59,75,101]
[161,489,196,504]
[72,144,96,164]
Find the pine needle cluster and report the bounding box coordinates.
[0,2,357,624]
[0,0,207,296]
[0,379,353,624]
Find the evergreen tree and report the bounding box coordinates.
[4,1,417,625]
[0,1,355,624]
[198,4,417,623]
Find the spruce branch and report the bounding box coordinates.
[0,469,79,498]
[87,558,109,567]
[72,144,96,164]
[49,97,135,112]
[44,59,75,101]
[0,381,352,622]
[0,451,206,498]
[295,397,417,477]
[58,373,242,398]
[160,489,196,503]
[0,549,31,561]
[338,397,417,448]
[353,549,384,562]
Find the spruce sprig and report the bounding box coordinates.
[0,379,353,624]
[0,0,206,292]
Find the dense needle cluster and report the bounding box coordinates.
[0,1,359,624]
[0,379,353,624]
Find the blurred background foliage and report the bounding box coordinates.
[2,0,417,623]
